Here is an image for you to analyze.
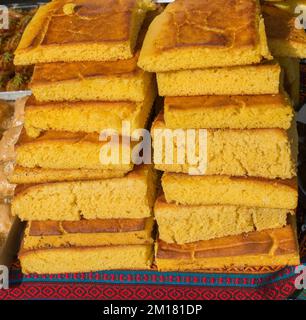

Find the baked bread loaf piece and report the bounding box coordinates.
[263,4,306,58]
[12,166,157,221]
[24,81,156,138]
[155,195,294,244]
[162,173,297,209]
[164,91,293,129]
[16,130,133,171]
[9,165,129,184]
[14,0,155,65]
[156,61,280,96]
[152,113,296,179]
[23,217,154,249]
[30,51,153,102]
[19,244,153,274]
[155,221,300,271]
[138,0,271,72]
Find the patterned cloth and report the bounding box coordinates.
[0,262,304,300]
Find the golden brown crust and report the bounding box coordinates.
[19,243,150,257]
[153,111,289,138]
[14,165,149,197]
[153,0,258,52]
[25,95,136,112]
[16,128,133,146]
[157,225,298,260]
[30,51,143,87]
[165,92,290,112]
[28,218,149,236]
[39,0,138,46]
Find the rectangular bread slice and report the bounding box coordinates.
[24,81,156,138]
[23,217,154,250]
[30,51,153,103]
[14,0,155,65]
[15,130,134,171]
[19,244,153,274]
[9,166,129,184]
[263,4,306,58]
[138,0,271,72]
[12,165,158,221]
[162,173,298,210]
[164,91,293,130]
[155,221,300,271]
[156,61,281,96]
[155,195,294,244]
[152,113,296,179]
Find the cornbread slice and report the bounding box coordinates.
[152,113,296,179]
[12,166,158,221]
[9,166,129,184]
[138,0,271,72]
[16,130,134,171]
[24,82,156,138]
[155,195,294,244]
[14,0,155,65]
[263,4,306,58]
[30,52,153,103]
[156,61,281,96]
[164,92,293,130]
[19,244,153,274]
[162,173,298,209]
[23,218,154,250]
[155,222,300,271]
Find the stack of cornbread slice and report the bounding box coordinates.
[11,0,158,274]
[139,0,300,271]
[262,1,306,108]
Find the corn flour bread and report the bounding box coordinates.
[152,113,296,179]
[263,4,306,58]
[12,166,158,221]
[23,218,154,249]
[16,130,133,171]
[138,0,271,72]
[14,0,155,65]
[155,195,294,244]
[24,82,156,138]
[162,173,298,209]
[30,51,153,103]
[19,244,153,274]
[155,221,300,271]
[164,92,293,130]
[9,166,129,184]
[157,61,281,96]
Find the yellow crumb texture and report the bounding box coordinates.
[12,166,158,221]
[9,166,129,184]
[152,114,296,179]
[20,244,154,274]
[16,131,134,170]
[156,62,281,96]
[164,92,293,129]
[162,173,298,210]
[24,82,156,137]
[155,196,293,244]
